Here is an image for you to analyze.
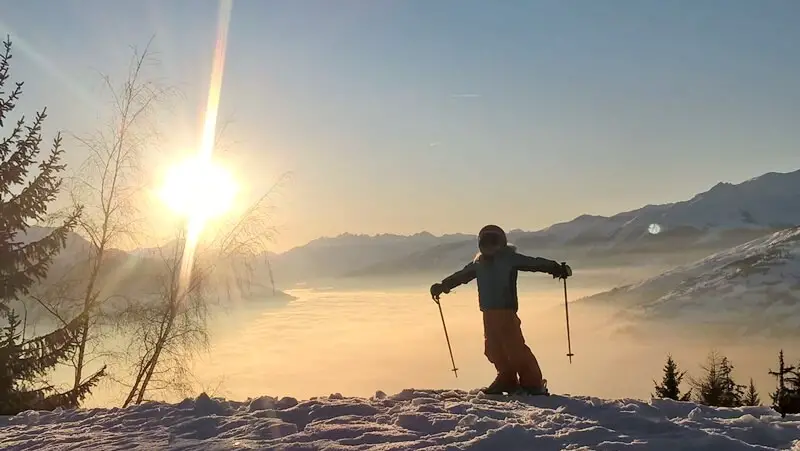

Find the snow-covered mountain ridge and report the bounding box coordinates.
[1,389,797,450]
[582,226,800,335]
[555,170,800,249]
[332,169,800,280]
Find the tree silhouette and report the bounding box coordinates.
[742,378,760,407]
[718,356,745,407]
[769,350,800,417]
[690,351,744,407]
[0,36,104,415]
[653,354,691,401]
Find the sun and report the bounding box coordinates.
[158,156,238,223]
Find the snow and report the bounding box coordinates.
[2,390,799,450]
[582,226,800,335]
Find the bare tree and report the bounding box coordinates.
[116,225,210,407]
[63,39,176,392]
[117,174,286,407]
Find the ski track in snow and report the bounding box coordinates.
[1,389,799,450]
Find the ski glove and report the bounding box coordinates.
[430,283,447,301]
[552,262,572,280]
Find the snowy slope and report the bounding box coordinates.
[583,226,800,334]
[1,390,798,450]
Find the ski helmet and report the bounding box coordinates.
[478,224,507,254]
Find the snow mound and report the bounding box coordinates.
[1,389,799,450]
[583,226,800,335]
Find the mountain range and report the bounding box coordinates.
[12,227,288,323]
[19,168,800,292]
[580,225,800,337]
[267,168,800,284]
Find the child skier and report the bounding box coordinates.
[430,224,572,396]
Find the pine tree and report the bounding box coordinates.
[653,354,692,401]
[742,378,761,406]
[769,350,800,417]
[718,356,745,407]
[0,36,105,415]
[785,361,800,392]
[690,351,724,406]
[691,351,745,407]
[769,350,790,403]
[0,310,104,414]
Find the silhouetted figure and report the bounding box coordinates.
[430,225,571,395]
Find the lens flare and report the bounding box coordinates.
[176,0,234,301]
[158,156,238,222]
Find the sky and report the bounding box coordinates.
[1,0,800,252]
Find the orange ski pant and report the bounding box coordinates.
[482,309,544,388]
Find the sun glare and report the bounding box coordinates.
[158,156,238,223]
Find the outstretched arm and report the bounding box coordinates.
[512,252,562,275]
[440,262,477,293]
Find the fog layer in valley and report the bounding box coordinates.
[76,265,798,408]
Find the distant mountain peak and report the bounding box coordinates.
[709,181,735,190]
[745,168,800,183]
[575,214,607,221]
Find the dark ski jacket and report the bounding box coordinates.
[440,245,561,312]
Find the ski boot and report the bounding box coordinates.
[481,374,519,395]
[518,379,549,396]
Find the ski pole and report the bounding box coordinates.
[432,293,459,378]
[561,262,575,364]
